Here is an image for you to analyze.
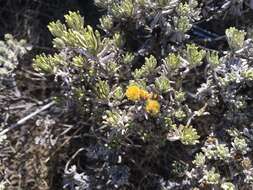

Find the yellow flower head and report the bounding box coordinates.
[146,99,160,115]
[125,85,141,101]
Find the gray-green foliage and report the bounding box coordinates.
[164,53,181,70]
[221,182,235,190]
[0,34,31,76]
[226,27,246,50]
[48,11,101,54]
[33,53,65,74]
[155,75,170,93]
[32,1,253,188]
[207,51,220,67]
[202,168,220,185]
[111,0,135,18]
[179,125,200,145]
[186,43,206,66]
[133,55,157,79]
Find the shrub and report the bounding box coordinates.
[33,1,253,189]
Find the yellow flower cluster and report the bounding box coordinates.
[146,99,160,115]
[125,85,160,115]
[125,85,141,101]
[125,85,151,101]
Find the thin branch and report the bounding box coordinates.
[0,100,55,136]
[64,148,85,174]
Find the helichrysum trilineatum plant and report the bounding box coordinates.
[33,0,253,189]
[0,34,31,88]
